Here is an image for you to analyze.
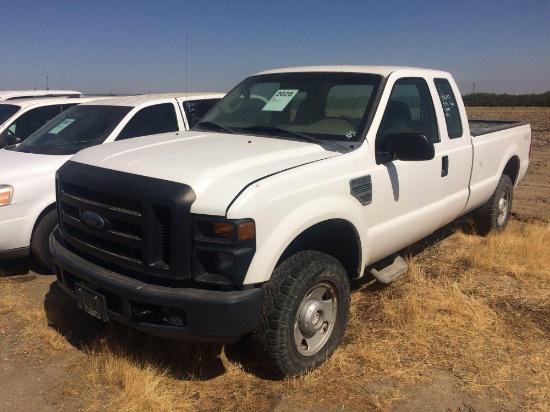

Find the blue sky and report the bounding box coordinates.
[1,1,549,95]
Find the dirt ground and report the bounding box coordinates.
[0,107,548,411]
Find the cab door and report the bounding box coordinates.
[364,76,447,261]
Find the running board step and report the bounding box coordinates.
[370,255,408,284]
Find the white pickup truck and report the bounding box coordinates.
[50,66,531,376]
[0,93,223,268]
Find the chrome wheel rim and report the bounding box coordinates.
[497,188,510,226]
[293,282,338,356]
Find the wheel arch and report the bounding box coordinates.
[32,203,57,235]
[275,218,362,280]
[502,155,520,186]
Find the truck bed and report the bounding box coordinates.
[469,119,528,137]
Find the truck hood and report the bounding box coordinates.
[70,131,341,215]
[0,149,71,182]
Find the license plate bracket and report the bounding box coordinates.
[75,283,109,322]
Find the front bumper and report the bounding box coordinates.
[50,229,264,342]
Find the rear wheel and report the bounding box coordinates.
[30,209,58,270]
[250,251,350,376]
[474,175,513,235]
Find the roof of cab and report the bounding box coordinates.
[0,96,108,109]
[0,90,82,101]
[256,65,450,78]
[76,93,225,108]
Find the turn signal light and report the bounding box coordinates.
[213,221,255,241]
[237,221,255,240]
[0,185,13,206]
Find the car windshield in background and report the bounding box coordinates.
[0,104,20,125]
[15,105,132,155]
[194,72,382,143]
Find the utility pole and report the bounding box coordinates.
[472,82,476,95]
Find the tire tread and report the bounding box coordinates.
[250,251,350,376]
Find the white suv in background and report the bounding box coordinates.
[0,96,102,148]
[0,92,223,268]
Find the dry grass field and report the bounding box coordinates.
[1,107,549,411]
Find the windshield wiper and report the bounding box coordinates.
[195,121,235,134]
[240,125,322,146]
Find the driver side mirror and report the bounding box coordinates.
[5,135,23,147]
[381,133,435,162]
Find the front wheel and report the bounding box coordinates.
[30,209,58,270]
[474,174,513,235]
[250,251,351,376]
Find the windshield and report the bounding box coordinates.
[0,104,20,125]
[194,72,381,144]
[15,105,132,155]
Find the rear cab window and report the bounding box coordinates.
[434,78,463,139]
[183,98,222,128]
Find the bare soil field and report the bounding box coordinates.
[1,107,549,412]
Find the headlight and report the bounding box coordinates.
[0,185,13,206]
[193,217,256,286]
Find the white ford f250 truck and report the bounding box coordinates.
[50,66,531,376]
[0,93,223,268]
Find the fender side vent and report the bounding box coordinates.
[350,175,372,206]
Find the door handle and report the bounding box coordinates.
[441,155,449,177]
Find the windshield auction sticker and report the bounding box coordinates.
[262,89,299,112]
[49,118,75,134]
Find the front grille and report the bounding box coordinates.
[57,161,195,280]
[61,180,142,215]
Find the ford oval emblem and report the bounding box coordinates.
[82,211,106,229]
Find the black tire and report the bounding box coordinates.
[250,251,351,376]
[30,209,58,270]
[474,174,513,235]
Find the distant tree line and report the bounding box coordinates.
[462,91,550,107]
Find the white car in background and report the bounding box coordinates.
[0,96,101,148]
[0,92,223,268]
[0,90,82,101]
